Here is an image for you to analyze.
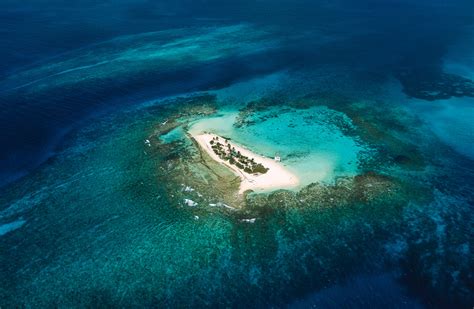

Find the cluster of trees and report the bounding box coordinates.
[210,137,269,174]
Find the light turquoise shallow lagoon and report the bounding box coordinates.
[188,106,369,188]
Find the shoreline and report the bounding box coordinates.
[190,132,299,194]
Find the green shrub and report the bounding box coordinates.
[253,163,269,174]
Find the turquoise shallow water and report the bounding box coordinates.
[189,105,368,187]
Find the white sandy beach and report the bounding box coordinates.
[191,133,299,194]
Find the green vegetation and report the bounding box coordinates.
[210,136,269,174]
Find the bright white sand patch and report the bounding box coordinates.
[192,133,299,194]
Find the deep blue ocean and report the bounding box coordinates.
[1,0,473,307]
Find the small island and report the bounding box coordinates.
[189,132,299,194]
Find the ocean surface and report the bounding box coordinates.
[1,1,473,307]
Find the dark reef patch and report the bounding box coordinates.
[396,69,474,101]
